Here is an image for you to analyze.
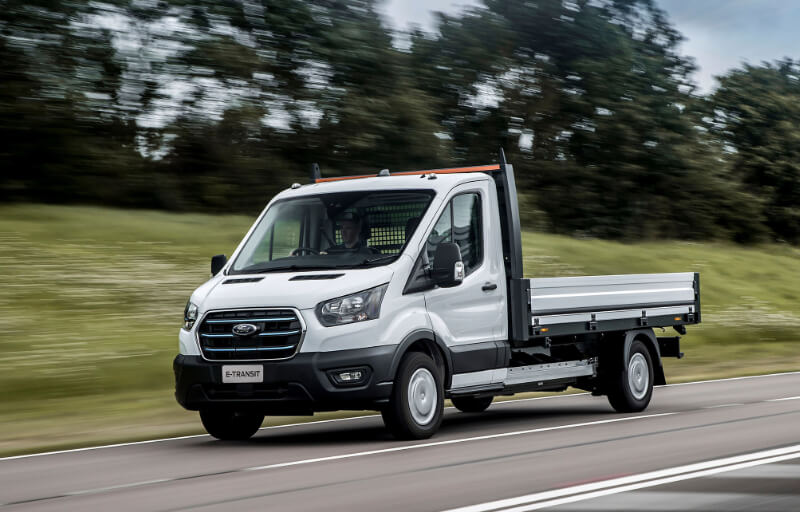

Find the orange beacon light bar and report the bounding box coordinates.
[314,163,501,183]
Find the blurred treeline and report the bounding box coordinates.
[1,0,798,243]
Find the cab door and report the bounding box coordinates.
[422,181,506,381]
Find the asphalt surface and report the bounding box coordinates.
[1,372,799,511]
[549,459,800,511]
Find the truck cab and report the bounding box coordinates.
[174,158,699,440]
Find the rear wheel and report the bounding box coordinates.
[607,340,654,412]
[200,409,264,440]
[451,395,493,413]
[382,352,444,439]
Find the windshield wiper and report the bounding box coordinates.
[250,265,303,274]
[237,254,396,274]
[351,255,396,267]
[238,264,332,274]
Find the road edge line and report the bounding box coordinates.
[502,451,800,512]
[442,443,800,512]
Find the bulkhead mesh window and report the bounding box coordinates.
[334,202,429,254]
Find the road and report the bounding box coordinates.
[2,372,799,511]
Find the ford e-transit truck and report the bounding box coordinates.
[174,152,700,440]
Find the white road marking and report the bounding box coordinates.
[0,415,377,462]
[0,434,206,462]
[0,413,675,504]
[661,370,800,388]
[707,463,800,479]
[243,413,675,472]
[766,395,800,402]
[546,490,762,511]
[702,403,744,409]
[442,444,800,512]
[2,370,799,462]
[66,478,172,496]
[500,453,800,512]
[0,394,587,462]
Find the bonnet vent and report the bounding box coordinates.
[289,274,344,281]
[222,277,264,284]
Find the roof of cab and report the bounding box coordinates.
[276,167,496,198]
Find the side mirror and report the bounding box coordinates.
[211,254,227,276]
[431,242,464,287]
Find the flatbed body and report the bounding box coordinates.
[527,272,700,338]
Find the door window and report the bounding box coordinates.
[426,203,451,263]
[425,193,483,276]
[452,193,483,274]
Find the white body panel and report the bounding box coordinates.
[197,267,394,312]
[423,179,508,349]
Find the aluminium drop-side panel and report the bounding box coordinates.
[529,272,696,316]
[538,305,694,326]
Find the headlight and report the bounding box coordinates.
[315,284,389,327]
[183,301,198,330]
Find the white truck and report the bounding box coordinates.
[174,152,700,440]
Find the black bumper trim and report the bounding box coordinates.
[174,345,396,414]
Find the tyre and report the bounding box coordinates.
[200,409,264,440]
[381,352,444,439]
[451,395,493,413]
[607,339,654,412]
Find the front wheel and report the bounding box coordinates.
[382,352,444,439]
[200,409,264,440]
[607,340,654,412]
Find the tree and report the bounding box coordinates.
[709,60,800,243]
[0,0,786,244]
[0,1,144,205]
[308,0,447,174]
[410,0,764,240]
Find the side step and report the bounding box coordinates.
[504,359,596,386]
[447,359,598,396]
[449,384,504,397]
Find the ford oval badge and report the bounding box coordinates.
[232,323,259,336]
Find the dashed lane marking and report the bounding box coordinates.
[766,395,800,402]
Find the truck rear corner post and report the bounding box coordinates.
[174,151,700,440]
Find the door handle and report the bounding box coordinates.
[482,282,497,291]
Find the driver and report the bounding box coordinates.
[329,212,374,252]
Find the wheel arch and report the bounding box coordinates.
[623,328,665,386]
[389,329,453,389]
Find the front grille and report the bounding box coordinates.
[197,309,303,361]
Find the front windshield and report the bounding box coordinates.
[230,189,435,274]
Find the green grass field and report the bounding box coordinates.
[1,203,798,456]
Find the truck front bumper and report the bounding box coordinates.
[173,346,395,414]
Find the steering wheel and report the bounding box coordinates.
[290,247,319,256]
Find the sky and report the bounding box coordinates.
[382,0,800,94]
